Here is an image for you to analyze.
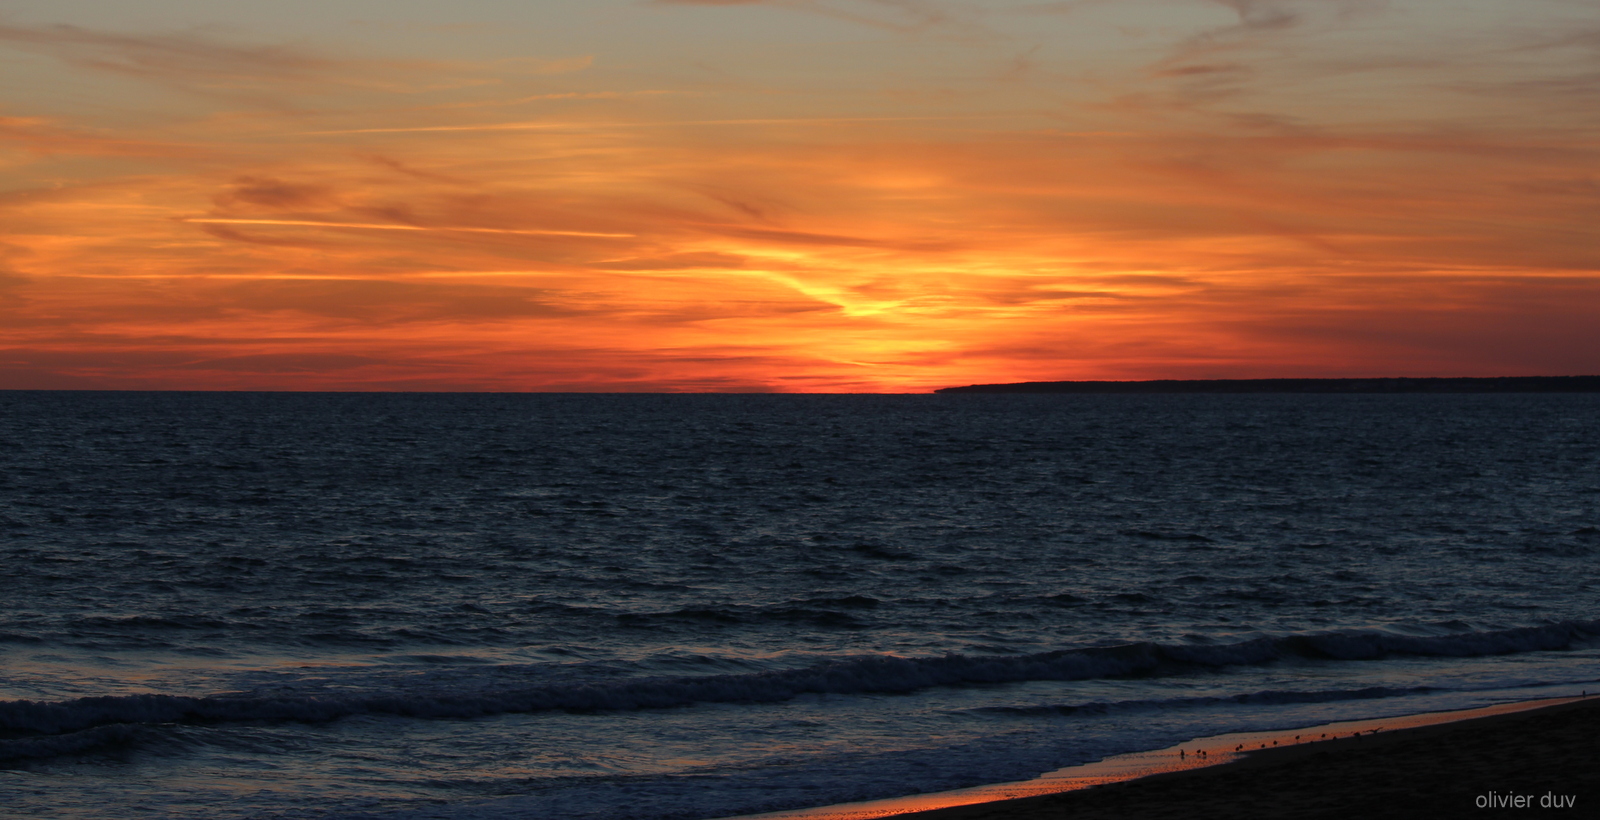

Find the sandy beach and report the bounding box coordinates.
[898,696,1600,820]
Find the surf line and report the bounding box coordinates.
[720,695,1590,820]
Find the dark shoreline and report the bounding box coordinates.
[894,697,1600,820]
[935,376,1600,394]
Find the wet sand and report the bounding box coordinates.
[899,696,1600,820]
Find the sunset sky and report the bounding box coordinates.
[2,0,1597,392]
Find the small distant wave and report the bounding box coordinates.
[616,604,867,629]
[0,724,150,763]
[2,620,1595,761]
[74,615,230,630]
[971,685,1439,717]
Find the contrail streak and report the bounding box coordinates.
[302,116,987,135]
[183,218,633,238]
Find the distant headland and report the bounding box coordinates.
[934,376,1600,394]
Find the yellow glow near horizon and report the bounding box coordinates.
[1,1,1597,391]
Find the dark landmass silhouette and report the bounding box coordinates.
[935,376,1600,394]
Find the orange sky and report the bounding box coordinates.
[2,0,1597,392]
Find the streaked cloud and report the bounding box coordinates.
[301,115,982,135]
[1,2,1596,391]
[182,218,636,238]
[0,116,209,157]
[0,22,341,81]
[648,0,966,33]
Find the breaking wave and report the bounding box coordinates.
[3,620,1594,756]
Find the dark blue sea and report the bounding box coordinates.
[1,392,1596,820]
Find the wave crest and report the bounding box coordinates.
[2,620,1594,749]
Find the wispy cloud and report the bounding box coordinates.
[2,1,1597,391]
[1090,2,1382,111]
[649,0,964,33]
[181,218,635,238]
[411,89,679,112]
[0,116,209,157]
[0,22,339,82]
[301,115,982,135]
[0,21,591,103]
[598,252,750,270]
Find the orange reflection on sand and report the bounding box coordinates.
[722,696,1586,820]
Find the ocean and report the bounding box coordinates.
[1,392,1596,820]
